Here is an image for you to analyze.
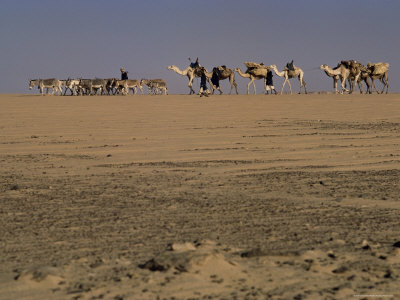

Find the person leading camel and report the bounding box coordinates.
[211,67,222,94]
[265,69,277,95]
[199,67,209,97]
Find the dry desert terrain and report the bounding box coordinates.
[1,93,400,299]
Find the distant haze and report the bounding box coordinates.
[1,0,399,94]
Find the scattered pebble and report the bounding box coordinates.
[10,184,19,190]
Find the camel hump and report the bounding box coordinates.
[217,65,227,71]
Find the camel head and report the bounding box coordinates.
[268,64,277,70]
[167,65,175,70]
[320,64,328,70]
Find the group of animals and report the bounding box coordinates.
[28,78,168,96]
[28,60,389,96]
[168,59,389,95]
[320,61,389,94]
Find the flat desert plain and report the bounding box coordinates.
[1,93,400,300]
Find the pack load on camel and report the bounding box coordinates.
[244,61,269,77]
[285,60,295,71]
[189,57,200,69]
[367,62,390,75]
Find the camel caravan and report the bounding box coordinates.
[168,58,389,95]
[29,60,389,96]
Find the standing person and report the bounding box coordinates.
[265,69,277,95]
[120,67,128,80]
[211,67,222,94]
[199,67,209,97]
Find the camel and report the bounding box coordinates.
[167,65,196,94]
[367,62,389,94]
[200,66,238,95]
[340,60,363,93]
[350,61,372,94]
[234,67,268,94]
[269,64,307,94]
[320,64,350,94]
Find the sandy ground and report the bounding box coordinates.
[1,93,400,299]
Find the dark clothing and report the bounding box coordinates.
[286,60,294,71]
[211,68,220,87]
[266,70,273,86]
[190,58,200,69]
[200,72,207,90]
[121,72,128,80]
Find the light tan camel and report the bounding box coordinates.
[340,60,363,93]
[367,62,389,94]
[167,65,196,94]
[234,67,268,94]
[349,61,372,94]
[320,64,350,94]
[269,64,307,94]
[200,66,238,95]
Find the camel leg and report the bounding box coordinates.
[233,81,238,95]
[298,77,307,94]
[370,79,379,94]
[365,78,371,94]
[333,78,338,94]
[354,74,361,93]
[385,74,389,94]
[247,81,251,95]
[381,75,388,94]
[263,78,268,94]
[348,79,354,94]
[302,79,307,94]
[210,84,215,95]
[188,76,195,95]
[280,79,287,95]
[358,80,364,94]
[188,79,195,94]
[251,79,256,94]
[287,80,293,95]
[340,79,349,94]
[379,78,385,94]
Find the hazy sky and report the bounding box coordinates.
[1,0,399,94]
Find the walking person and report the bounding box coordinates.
[265,69,277,95]
[211,67,222,94]
[199,67,209,97]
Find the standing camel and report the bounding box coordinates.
[320,64,350,94]
[367,62,389,94]
[200,66,238,94]
[351,62,372,94]
[167,65,196,94]
[269,64,307,94]
[234,67,268,94]
[340,60,362,93]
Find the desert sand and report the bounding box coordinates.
[1,93,400,299]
